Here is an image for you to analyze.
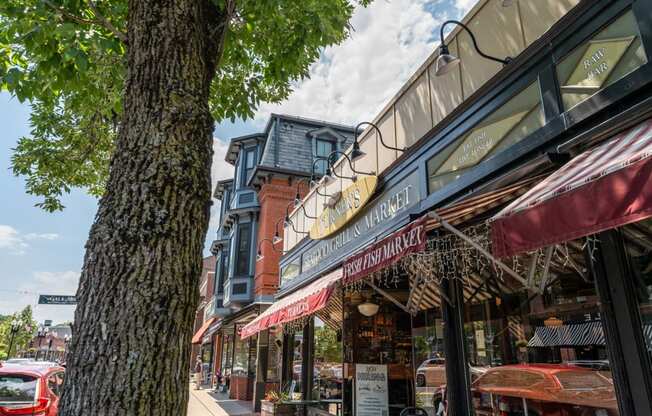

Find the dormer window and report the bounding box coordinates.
[314,138,335,175]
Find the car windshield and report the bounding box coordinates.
[0,374,38,402]
[556,371,612,390]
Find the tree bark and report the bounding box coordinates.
[59,1,227,414]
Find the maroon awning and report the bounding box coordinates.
[191,317,216,344]
[491,118,652,258]
[343,216,428,285]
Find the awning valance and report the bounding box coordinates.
[492,118,652,258]
[192,317,217,344]
[527,321,605,348]
[239,268,342,339]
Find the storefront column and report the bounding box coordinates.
[302,321,314,401]
[253,329,269,412]
[440,278,471,416]
[591,230,652,416]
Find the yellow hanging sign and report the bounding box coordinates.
[310,176,378,240]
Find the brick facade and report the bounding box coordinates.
[255,179,306,298]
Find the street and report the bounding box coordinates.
[187,387,254,416]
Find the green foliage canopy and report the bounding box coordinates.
[0,306,37,359]
[0,0,369,211]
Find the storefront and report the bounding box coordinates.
[243,1,652,415]
[214,303,266,400]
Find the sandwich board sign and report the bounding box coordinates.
[355,364,388,416]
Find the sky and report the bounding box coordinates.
[0,0,476,325]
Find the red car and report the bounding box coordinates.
[471,364,618,416]
[0,362,65,415]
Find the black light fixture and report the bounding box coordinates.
[256,238,287,262]
[354,121,403,154]
[273,217,285,244]
[283,204,309,236]
[435,20,512,77]
[327,150,374,183]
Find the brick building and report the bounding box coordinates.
[198,114,354,408]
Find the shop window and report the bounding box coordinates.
[621,218,652,369]
[235,223,251,276]
[287,329,304,400]
[232,329,251,377]
[311,317,343,406]
[556,9,647,111]
[267,327,282,383]
[412,308,445,414]
[427,82,544,195]
[221,334,233,379]
[462,240,620,416]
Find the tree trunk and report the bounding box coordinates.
[59,1,227,415]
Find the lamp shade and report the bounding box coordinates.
[358,302,380,317]
[435,52,460,76]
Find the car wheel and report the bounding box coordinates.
[416,374,426,387]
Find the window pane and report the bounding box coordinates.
[267,327,282,383]
[413,308,446,414]
[556,10,647,110]
[427,82,544,195]
[232,328,251,377]
[0,375,37,402]
[315,139,335,175]
[622,218,652,368]
[463,240,619,416]
[235,224,251,276]
[312,317,343,405]
[290,329,304,400]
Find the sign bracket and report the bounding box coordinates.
[364,280,412,315]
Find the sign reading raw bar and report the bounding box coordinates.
[343,216,427,284]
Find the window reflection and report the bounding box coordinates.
[312,317,343,404]
[622,218,652,368]
[289,329,304,400]
[463,240,619,416]
[413,308,446,414]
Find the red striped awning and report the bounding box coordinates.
[492,118,652,258]
[191,317,217,344]
[239,268,342,339]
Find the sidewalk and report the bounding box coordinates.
[188,386,257,416]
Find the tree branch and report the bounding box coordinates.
[43,0,127,44]
[87,1,128,44]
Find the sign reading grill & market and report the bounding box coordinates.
[310,176,378,240]
[300,170,421,275]
[343,216,427,284]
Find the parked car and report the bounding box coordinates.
[416,358,487,387]
[1,359,33,366]
[0,362,65,415]
[470,364,618,416]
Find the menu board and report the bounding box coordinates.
[355,364,388,416]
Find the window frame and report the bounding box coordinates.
[234,223,252,277]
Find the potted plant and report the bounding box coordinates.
[261,390,294,416]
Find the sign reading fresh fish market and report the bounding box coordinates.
[310,176,378,240]
[300,171,421,274]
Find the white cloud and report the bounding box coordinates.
[0,225,60,255]
[454,0,479,16]
[255,0,447,125]
[24,233,59,241]
[0,271,80,325]
[0,225,28,254]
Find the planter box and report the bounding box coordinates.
[260,400,295,416]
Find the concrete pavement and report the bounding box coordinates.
[187,386,256,416]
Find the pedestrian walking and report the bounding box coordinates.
[193,357,202,390]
